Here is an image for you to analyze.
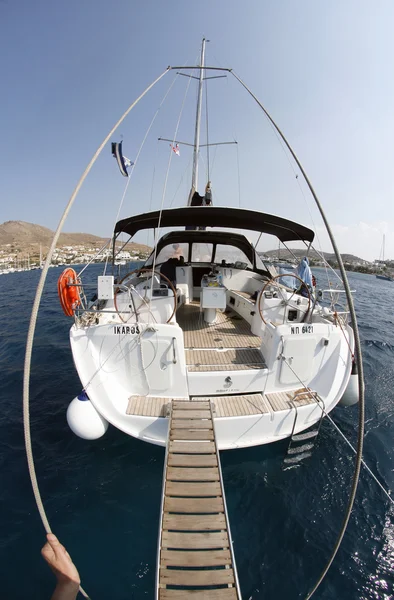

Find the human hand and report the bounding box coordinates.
[41,533,80,599]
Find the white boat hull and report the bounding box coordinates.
[69,315,354,450]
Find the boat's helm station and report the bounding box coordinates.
[257,273,312,326]
[91,262,315,333]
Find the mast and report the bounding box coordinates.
[189,38,206,204]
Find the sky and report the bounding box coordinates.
[1,0,394,261]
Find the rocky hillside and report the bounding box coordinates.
[0,220,150,253]
[262,247,367,265]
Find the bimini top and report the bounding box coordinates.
[114,206,314,243]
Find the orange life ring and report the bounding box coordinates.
[57,268,81,316]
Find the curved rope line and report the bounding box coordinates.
[230,70,364,599]
[23,67,170,599]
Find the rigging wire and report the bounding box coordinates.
[147,141,160,249]
[104,74,179,276]
[247,79,336,286]
[150,70,193,288]
[22,67,170,600]
[169,153,194,207]
[231,69,365,600]
[236,141,241,208]
[77,239,112,278]
[282,355,393,506]
[205,77,210,182]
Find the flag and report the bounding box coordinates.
[170,143,180,156]
[111,141,134,177]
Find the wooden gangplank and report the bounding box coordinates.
[156,400,241,599]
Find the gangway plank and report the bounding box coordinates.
[156,399,242,599]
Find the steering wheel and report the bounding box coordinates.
[114,267,177,324]
[258,273,312,325]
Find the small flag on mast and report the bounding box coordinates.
[170,143,180,156]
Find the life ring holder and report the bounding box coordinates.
[57,268,82,317]
[114,267,177,324]
[258,273,311,325]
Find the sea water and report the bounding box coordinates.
[1,266,393,599]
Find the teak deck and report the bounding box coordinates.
[127,389,317,418]
[157,400,241,599]
[176,303,261,350]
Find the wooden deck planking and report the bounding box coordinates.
[173,401,210,410]
[168,454,218,467]
[158,400,240,598]
[164,496,224,513]
[169,441,215,454]
[128,390,316,417]
[185,348,266,372]
[172,409,211,419]
[127,396,177,416]
[166,467,219,481]
[163,513,226,531]
[162,531,229,549]
[160,589,238,600]
[160,549,231,567]
[209,393,272,417]
[160,568,234,586]
[176,302,261,349]
[165,481,222,497]
[171,419,213,429]
[170,429,215,441]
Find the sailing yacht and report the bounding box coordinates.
[59,40,358,453]
[375,234,393,281]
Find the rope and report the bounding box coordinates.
[280,356,362,599]
[77,239,111,278]
[104,74,178,277]
[169,153,194,207]
[205,78,210,182]
[22,67,170,599]
[334,311,354,359]
[235,142,241,208]
[150,70,193,289]
[325,413,394,506]
[282,355,393,506]
[252,87,335,288]
[231,70,365,599]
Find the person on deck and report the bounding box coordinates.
[41,533,80,600]
[295,256,314,297]
[170,243,184,260]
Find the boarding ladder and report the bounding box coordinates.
[283,389,324,467]
[156,399,242,599]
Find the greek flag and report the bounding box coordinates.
[111,141,134,177]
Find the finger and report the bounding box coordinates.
[41,542,55,562]
[46,533,64,559]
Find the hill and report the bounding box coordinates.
[0,220,150,254]
[261,248,368,265]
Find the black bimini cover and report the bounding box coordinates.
[114,206,315,243]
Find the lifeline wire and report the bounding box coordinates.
[150,69,193,288]
[104,74,179,276]
[282,355,393,506]
[231,70,365,600]
[22,67,170,600]
[253,82,338,289]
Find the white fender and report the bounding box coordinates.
[339,362,361,407]
[67,391,109,439]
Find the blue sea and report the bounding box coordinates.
[1,265,393,599]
